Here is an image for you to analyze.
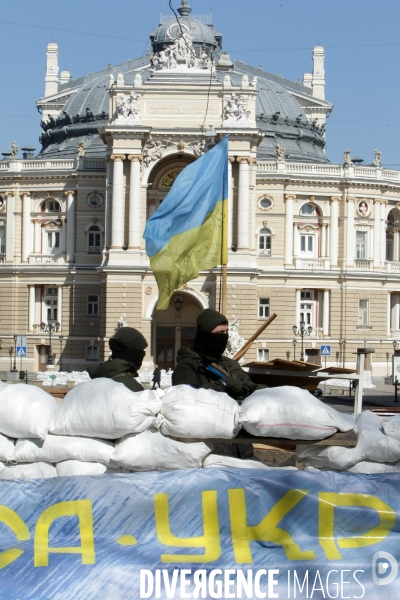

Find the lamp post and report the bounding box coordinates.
[173,296,183,312]
[292,320,312,362]
[40,321,60,367]
[341,339,347,368]
[12,335,17,372]
[59,335,64,372]
[8,346,13,372]
[292,338,297,361]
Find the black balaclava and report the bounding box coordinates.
[193,309,229,362]
[109,327,148,372]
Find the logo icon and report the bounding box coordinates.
[372,551,398,586]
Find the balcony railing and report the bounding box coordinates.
[387,261,400,272]
[28,254,65,264]
[256,161,400,182]
[354,259,372,270]
[309,327,323,339]
[294,257,330,270]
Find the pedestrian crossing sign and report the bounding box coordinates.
[16,346,27,357]
[320,345,331,356]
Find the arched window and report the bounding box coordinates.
[44,199,61,212]
[300,203,319,217]
[88,226,102,253]
[259,228,271,256]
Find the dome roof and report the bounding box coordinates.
[150,17,218,50]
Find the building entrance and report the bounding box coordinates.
[152,294,203,369]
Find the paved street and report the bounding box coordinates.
[320,383,400,413]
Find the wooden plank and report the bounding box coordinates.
[233,313,277,361]
[172,430,357,450]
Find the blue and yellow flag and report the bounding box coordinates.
[143,136,228,310]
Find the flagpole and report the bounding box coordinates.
[221,186,228,316]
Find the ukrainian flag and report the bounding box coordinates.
[143,136,228,310]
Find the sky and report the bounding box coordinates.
[0,0,399,166]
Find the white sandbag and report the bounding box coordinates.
[239,386,355,440]
[156,385,240,439]
[112,428,211,471]
[297,411,400,470]
[0,462,56,480]
[49,379,163,439]
[0,462,4,473]
[13,435,115,466]
[203,454,296,470]
[56,460,123,477]
[0,433,15,462]
[381,415,400,441]
[0,384,57,440]
[346,460,400,474]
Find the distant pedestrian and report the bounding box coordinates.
[152,365,161,389]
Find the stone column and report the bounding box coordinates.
[5,192,14,262]
[346,197,356,267]
[57,285,63,330]
[22,192,31,262]
[105,161,112,249]
[228,157,235,248]
[28,285,36,332]
[320,223,326,258]
[323,289,330,336]
[128,155,142,249]
[381,201,388,265]
[373,199,381,268]
[237,157,249,249]
[65,191,76,262]
[33,219,42,254]
[388,292,392,336]
[329,197,340,267]
[295,289,301,328]
[284,195,295,266]
[392,294,400,332]
[293,223,299,257]
[393,229,400,263]
[60,216,67,256]
[111,154,125,249]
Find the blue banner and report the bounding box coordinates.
[0,468,399,599]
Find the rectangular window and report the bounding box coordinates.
[86,346,99,361]
[0,226,5,254]
[257,348,270,362]
[258,298,270,319]
[47,231,60,252]
[88,295,99,316]
[45,287,57,296]
[45,300,58,322]
[300,234,314,256]
[356,232,367,259]
[359,300,369,326]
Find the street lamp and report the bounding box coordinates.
[40,321,60,367]
[59,335,64,371]
[12,335,17,372]
[292,338,297,361]
[341,339,347,368]
[292,320,313,362]
[174,296,183,312]
[8,346,13,372]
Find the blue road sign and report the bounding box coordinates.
[16,346,27,357]
[320,345,331,356]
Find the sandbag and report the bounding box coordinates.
[297,411,400,470]
[112,428,211,471]
[156,385,240,439]
[239,386,355,440]
[381,415,400,441]
[0,433,15,462]
[0,384,57,440]
[49,379,163,439]
[56,460,123,477]
[346,460,400,474]
[0,462,56,480]
[0,462,4,473]
[203,454,296,470]
[13,435,115,466]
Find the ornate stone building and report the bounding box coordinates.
[1,1,399,381]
